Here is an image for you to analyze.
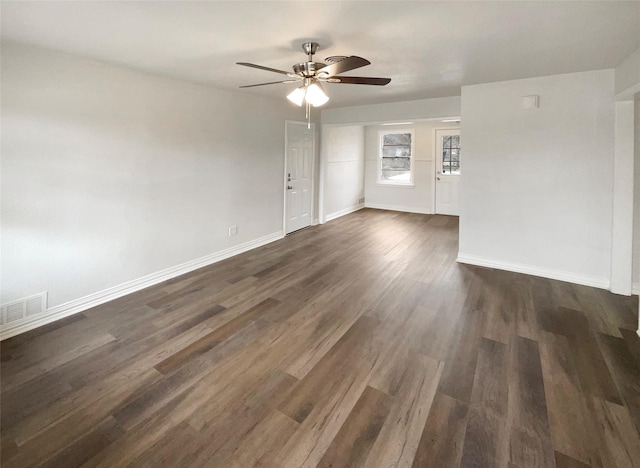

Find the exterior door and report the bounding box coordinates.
[435,129,461,216]
[285,121,314,234]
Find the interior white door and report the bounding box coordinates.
[435,129,461,216]
[285,121,314,234]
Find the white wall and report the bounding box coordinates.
[320,126,365,222]
[458,69,616,288]
[615,46,640,97]
[634,96,640,293]
[321,96,461,126]
[1,42,301,326]
[363,121,459,213]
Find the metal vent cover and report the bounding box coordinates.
[1,292,48,324]
[324,56,348,64]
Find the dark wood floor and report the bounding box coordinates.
[2,209,639,467]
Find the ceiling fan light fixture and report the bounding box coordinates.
[305,82,329,107]
[287,86,305,106]
[238,41,389,120]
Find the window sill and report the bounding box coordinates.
[376,182,415,188]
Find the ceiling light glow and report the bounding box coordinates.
[287,87,305,106]
[305,82,329,107]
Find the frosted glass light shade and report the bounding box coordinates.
[287,87,305,106]
[305,82,329,107]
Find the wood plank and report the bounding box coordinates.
[596,333,640,434]
[508,336,555,467]
[620,328,640,369]
[317,386,392,468]
[115,321,270,431]
[283,268,387,379]
[460,406,504,468]
[571,283,624,338]
[555,451,592,468]
[480,276,516,345]
[538,331,602,466]
[142,369,298,467]
[276,317,384,468]
[512,280,540,341]
[278,315,380,424]
[3,368,161,467]
[365,352,444,467]
[217,409,300,467]
[37,416,124,468]
[411,304,461,362]
[459,338,509,468]
[437,307,486,404]
[1,330,116,391]
[0,313,87,354]
[153,299,276,375]
[537,306,623,405]
[469,338,509,418]
[412,392,469,467]
[590,398,640,468]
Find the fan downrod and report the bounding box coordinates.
[294,42,325,77]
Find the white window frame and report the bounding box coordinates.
[378,129,415,187]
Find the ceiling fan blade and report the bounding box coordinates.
[326,76,391,86]
[239,80,300,88]
[319,56,370,77]
[237,62,297,77]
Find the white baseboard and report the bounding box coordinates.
[364,203,430,214]
[0,231,284,341]
[632,282,640,295]
[456,253,610,290]
[324,204,364,223]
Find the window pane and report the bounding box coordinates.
[380,130,413,185]
[382,146,411,158]
[381,169,411,182]
[383,133,412,146]
[382,157,410,170]
[382,147,394,158]
[441,135,461,174]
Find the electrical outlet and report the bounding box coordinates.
[228,225,237,237]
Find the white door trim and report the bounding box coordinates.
[610,101,634,295]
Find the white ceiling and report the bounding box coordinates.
[2,1,639,108]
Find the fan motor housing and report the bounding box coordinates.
[293,61,326,77]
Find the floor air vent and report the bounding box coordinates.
[1,292,48,325]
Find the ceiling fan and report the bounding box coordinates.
[237,42,391,126]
